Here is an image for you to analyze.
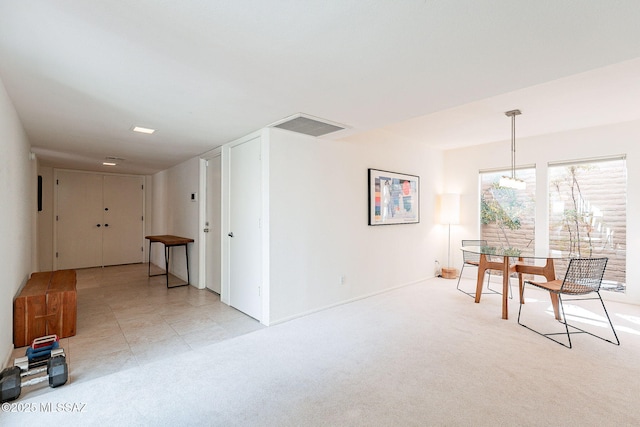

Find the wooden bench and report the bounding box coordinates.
[13,270,77,348]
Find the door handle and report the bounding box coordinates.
[96,224,101,227]
[104,224,109,227]
[204,228,209,233]
[228,232,234,237]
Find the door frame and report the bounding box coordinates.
[199,130,270,325]
[198,147,222,292]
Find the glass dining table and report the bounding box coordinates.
[460,245,569,320]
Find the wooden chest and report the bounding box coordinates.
[13,270,77,348]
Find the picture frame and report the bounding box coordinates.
[368,168,420,225]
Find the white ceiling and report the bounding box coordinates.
[1,1,640,174]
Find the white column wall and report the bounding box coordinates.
[267,128,444,324]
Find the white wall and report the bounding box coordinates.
[151,157,201,286]
[443,119,640,304]
[0,78,34,364]
[151,169,168,238]
[267,128,444,323]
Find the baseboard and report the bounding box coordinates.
[269,275,435,326]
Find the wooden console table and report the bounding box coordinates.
[146,235,194,288]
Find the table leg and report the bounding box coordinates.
[146,237,192,289]
[518,257,525,304]
[542,258,556,281]
[185,244,190,285]
[502,255,509,320]
[543,259,560,320]
[148,240,152,277]
[165,244,190,289]
[148,241,172,283]
[474,254,488,303]
[164,244,170,288]
[515,258,560,320]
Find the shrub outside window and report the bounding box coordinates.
[548,157,626,293]
[480,168,536,253]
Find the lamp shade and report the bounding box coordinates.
[499,175,526,190]
[438,193,460,225]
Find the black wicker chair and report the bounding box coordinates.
[517,257,620,348]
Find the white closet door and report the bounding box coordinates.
[102,175,144,266]
[229,138,262,320]
[56,170,104,269]
[55,171,144,269]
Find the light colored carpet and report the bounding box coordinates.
[2,277,640,426]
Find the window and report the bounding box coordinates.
[548,157,626,292]
[480,168,536,251]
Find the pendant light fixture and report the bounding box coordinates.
[499,109,526,190]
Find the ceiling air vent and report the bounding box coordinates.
[270,114,346,137]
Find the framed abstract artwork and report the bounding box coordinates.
[368,168,420,225]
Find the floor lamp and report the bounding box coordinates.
[438,193,460,279]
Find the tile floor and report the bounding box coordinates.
[10,263,263,388]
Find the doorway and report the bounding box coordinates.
[200,134,267,324]
[203,154,222,294]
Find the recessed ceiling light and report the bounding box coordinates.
[132,126,155,134]
[103,162,117,166]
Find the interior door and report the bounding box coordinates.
[205,155,222,294]
[56,170,103,269]
[55,170,144,269]
[229,138,262,320]
[102,175,144,266]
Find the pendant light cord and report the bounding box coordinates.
[504,109,521,180]
[511,113,516,179]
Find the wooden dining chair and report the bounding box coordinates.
[517,257,620,348]
[457,240,513,299]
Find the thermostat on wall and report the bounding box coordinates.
[190,192,197,202]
